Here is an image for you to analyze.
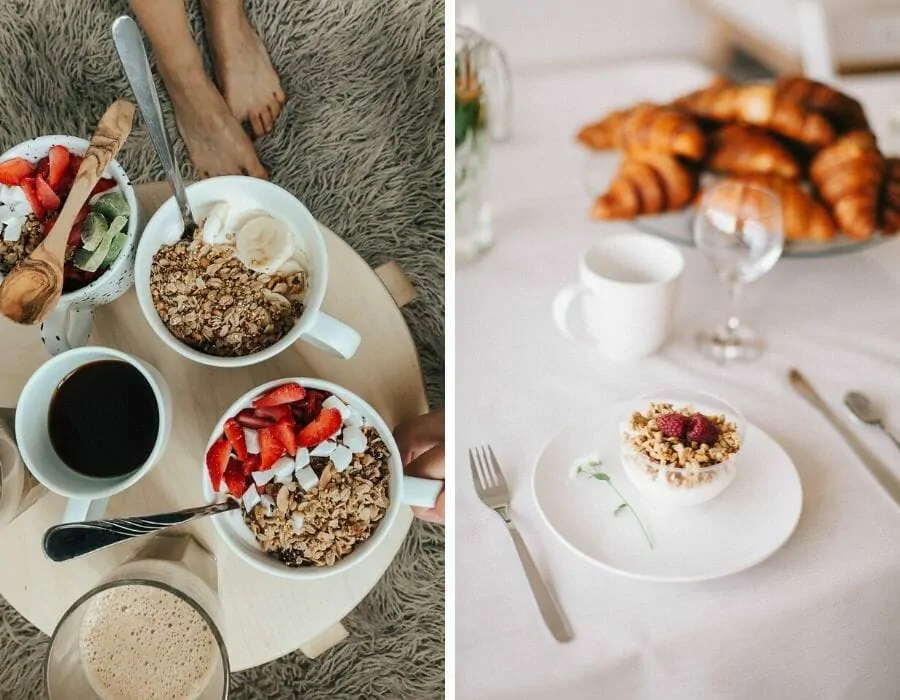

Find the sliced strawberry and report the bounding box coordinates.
[223,418,248,460]
[19,177,44,219]
[74,204,90,225]
[252,382,306,408]
[47,146,70,189]
[223,457,248,497]
[234,408,276,429]
[35,175,61,211]
[0,158,34,186]
[205,436,231,492]
[242,453,261,477]
[272,417,298,456]
[91,177,116,197]
[296,407,342,448]
[35,156,50,179]
[255,405,293,423]
[258,426,285,470]
[293,389,330,426]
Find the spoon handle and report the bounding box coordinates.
[42,500,237,562]
[879,424,900,453]
[112,16,196,232]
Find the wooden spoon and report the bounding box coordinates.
[0,100,135,325]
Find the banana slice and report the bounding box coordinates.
[200,201,231,245]
[234,216,293,274]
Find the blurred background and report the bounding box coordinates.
[457,0,900,81]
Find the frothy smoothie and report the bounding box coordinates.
[78,584,218,700]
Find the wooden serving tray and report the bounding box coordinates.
[0,182,429,670]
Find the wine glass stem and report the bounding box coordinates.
[724,280,742,337]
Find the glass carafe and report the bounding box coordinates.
[44,534,229,700]
[455,25,512,265]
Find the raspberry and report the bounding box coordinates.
[687,413,719,445]
[656,412,688,439]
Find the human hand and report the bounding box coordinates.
[394,408,445,524]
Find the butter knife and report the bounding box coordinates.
[789,368,900,504]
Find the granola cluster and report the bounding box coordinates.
[150,238,307,357]
[624,402,741,488]
[0,215,44,271]
[243,426,390,567]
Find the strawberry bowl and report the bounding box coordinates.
[202,377,442,579]
[0,135,140,355]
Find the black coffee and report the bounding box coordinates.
[48,360,159,479]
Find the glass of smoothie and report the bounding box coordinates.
[44,533,229,700]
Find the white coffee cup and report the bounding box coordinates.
[15,346,172,523]
[0,135,141,357]
[553,233,684,361]
[134,176,361,367]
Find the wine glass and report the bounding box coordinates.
[693,180,784,362]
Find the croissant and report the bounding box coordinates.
[729,174,837,241]
[675,84,835,148]
[882,158,900,235]
[577,107,633,150]
[707,124,801,179]
[614,104,706,161]
[592,154,697,220]
[810,130,885,240]
[775,76,869,134]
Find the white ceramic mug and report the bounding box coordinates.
[134,177,361,367]
[15,347,172,523]
[203,377,443,579]
[0,136,141,356]
[553,233,684,361]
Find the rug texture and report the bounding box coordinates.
[0,0,444,697]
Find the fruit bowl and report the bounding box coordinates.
[618,390,746,509]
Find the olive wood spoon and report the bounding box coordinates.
[0,99,135,324]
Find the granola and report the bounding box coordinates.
[624,402,740,488]
[149,237,308,357]
[242,427,390,567]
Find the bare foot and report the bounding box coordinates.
[204,8,286,138]
[162,70,268,179]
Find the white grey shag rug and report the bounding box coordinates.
[0,0,444,697]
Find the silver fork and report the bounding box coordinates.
[470,445,573,642]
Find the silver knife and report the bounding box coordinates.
[789,369,900,504]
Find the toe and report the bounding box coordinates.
[259,108,274,135]
[250,112,266,138]
[266,101,281,127]
[274,88,286,105]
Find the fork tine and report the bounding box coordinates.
[478,446,494,488]
[468,448,484,491]
[487,445,508,491]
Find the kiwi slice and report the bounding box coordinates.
[73,231,114,273]
[102,231,128,267]
[80,212,109,252]
[92,192,130,222]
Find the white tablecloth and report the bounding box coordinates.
[456,59,900,700]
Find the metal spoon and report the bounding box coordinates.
[844,391,900,452]
[42,500,238,562]
[111,15,198,239]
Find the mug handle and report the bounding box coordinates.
[302,311,362,359]
[63,497,109,523]
[401,475,443,509]
[41,302,93,356]
[552,284,599,346]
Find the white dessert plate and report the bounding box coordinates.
[532,416,803,582]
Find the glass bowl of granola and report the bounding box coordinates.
[134,176,360,368]
[201,378,442,579]
[619,391,746,508]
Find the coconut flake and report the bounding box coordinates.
[272,456,295,483]
[294,447,310,468]
[259,494,275,516]
[2,217,23,242]
[343,410,364,428]
[341,426,367,453]
[331,445,353,472]
[242,485,261,510]
[243,428,260,455]
[252,468,278,486]
[311,440,337,457]
[323,395,352,420]
[295,465,319,490]
[291,514,305,533]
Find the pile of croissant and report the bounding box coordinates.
[578,76,900,242]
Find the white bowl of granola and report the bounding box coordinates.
[134,176,360,367]
[619,391,745,508]
[201,377,442,579]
